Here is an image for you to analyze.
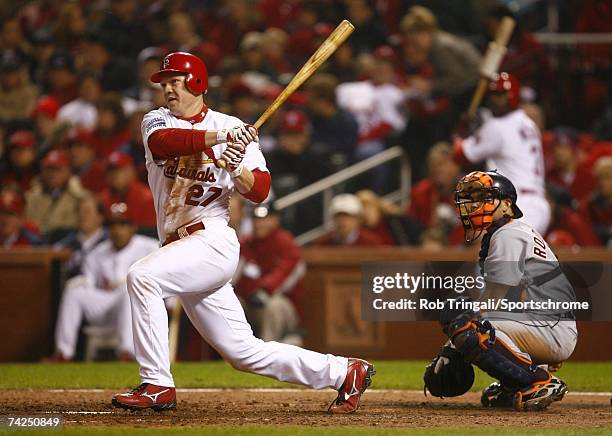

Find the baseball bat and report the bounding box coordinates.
[218,19,355,167]
[168,298,182,363]
[467,16,516,116]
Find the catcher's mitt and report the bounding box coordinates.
[424,345,474,398]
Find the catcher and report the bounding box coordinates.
[424,170,577,411]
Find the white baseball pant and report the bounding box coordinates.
[55,277,134,359]
[126,219,347,389]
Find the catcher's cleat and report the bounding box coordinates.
[513,376,567,411]
[481,381,514,408]
[328,358,375,414]
[112,383,176,411]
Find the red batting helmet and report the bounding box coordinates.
[150,52,208,95]
[488,72,520,109]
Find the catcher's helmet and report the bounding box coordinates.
[488,72,520,109]
[150,52,208,95]
[455,170,523,242]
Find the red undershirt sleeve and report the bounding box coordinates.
[241,169,271,203]
[453,137,468,165]
[148,128,208,160]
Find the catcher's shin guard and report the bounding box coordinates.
[447,318,550,391]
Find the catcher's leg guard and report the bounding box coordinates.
[448,319,550,392]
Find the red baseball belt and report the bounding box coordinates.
[163,222,205,246]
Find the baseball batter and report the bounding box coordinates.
[425,170,577,411]
[455,72,550,235]
[111,52,374,413]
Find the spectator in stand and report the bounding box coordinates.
[97,0,151,58]
[57,73,102,131]
[30,28,57,86]
[31,96,60,155]
[89,94,131,158]
[400,6,480,123]
[206,0,262,56]
[266,110,335,235]
[226,80,259,126]
[286,3,322,64]
[545,185,600,247]
[337,51,406,160]
[0,188,43,248]
[123,110,149,182]
[344,0,388,53]
[166,12,221,75]
[322,37,359,83]
[315,193,383,246]
[25,149,90,241]
[54,196,108,278]
[356,190,422,246]
[305,73,359,165]
[336,50,407,192]
[262,28,292,76]
[581,156,612,246]
[546,127,596,202]
[1,15,34,61]
[235,203,305,344]
[97,151,156,231]
[123,47,164,107]
[78,33,135,93]
[0,52,39,125]
[239,32,279,81]
[1,130,39,191]
[49,203,158,362]
[44,50,78,106]
[66,129,107,193]
[51,2,86,49]
[408,142,462,245]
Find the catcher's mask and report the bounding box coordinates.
[454,171,522,243]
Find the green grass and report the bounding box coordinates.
[1,427,612,436]
[0,360,610,391]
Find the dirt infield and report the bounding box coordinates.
[1,389,611,428]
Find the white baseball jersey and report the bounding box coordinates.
[462,109,545,197]
[336,81,406,136]
[83,234,159,291]
[141,107,268,241]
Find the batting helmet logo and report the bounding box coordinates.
[488,72,520,109]
[150,52,208,95]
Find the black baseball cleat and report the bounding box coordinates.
[481,381,514,408]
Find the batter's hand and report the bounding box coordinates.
[217,124,258,148]
[220,142,246,177]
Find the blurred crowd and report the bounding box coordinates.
[1,0,612,258]
[2,0,608,361]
